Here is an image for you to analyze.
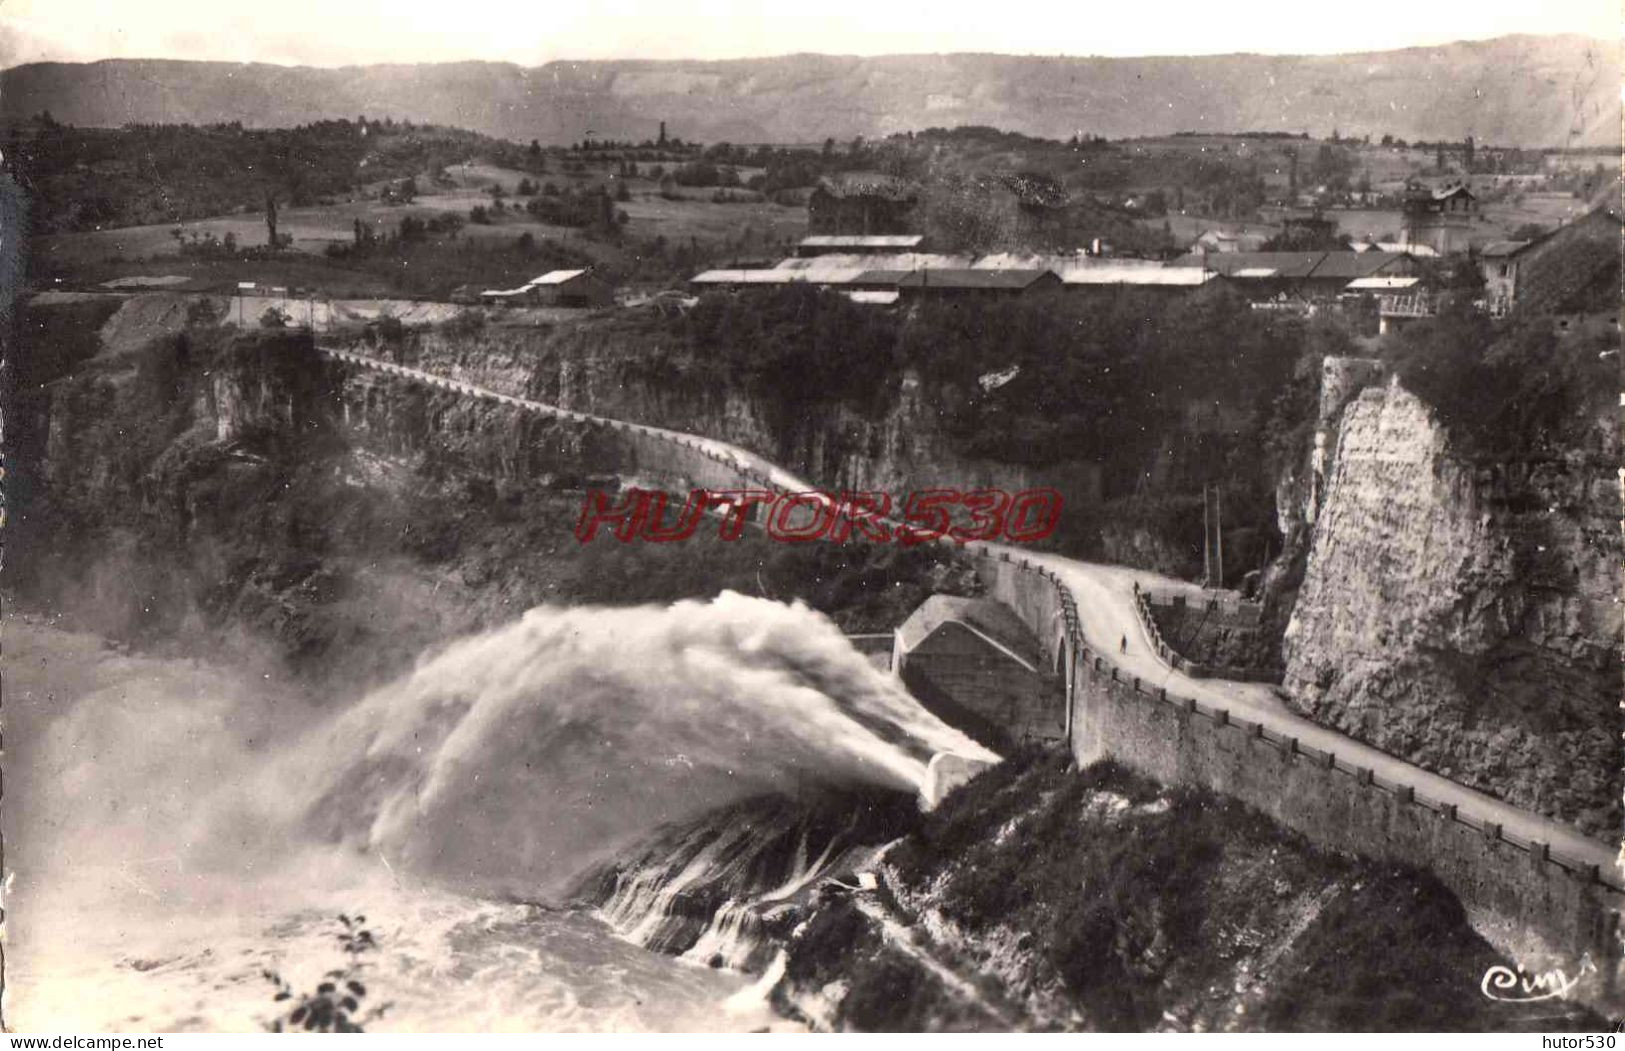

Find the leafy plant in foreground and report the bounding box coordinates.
[263,913,387,1032]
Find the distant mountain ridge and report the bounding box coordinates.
[2,35,1616,147]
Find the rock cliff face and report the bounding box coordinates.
[378,323,1103,504]
[1282,375,1620,836]
[14,302,968,687]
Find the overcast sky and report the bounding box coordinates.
[1,0,1617,67]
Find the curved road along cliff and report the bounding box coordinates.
[318,346,1618,880]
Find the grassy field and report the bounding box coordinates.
[35,162,805,282]
[620,192,806,251]
[38,195,608,264]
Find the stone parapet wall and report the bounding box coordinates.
[971,548,1624,1011]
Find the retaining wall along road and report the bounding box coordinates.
[972,550,1624,1010]
[1130,583,1283,683]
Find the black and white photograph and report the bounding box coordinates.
[0,0,1620,1034]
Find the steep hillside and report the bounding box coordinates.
[768,751,1603,1031]
[3,35,1615,146]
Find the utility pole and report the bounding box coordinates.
[1202,485,1211,588]
[1201,485,1225,589]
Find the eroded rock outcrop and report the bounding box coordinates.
[1282,377,1620,836]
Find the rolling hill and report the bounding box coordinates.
[2,35,1615,148]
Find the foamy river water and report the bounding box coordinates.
[4,598,988,1031]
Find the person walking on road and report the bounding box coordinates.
[1120,634,1128,654]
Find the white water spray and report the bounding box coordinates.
[292,591,994,898]
[8,594,994,1030]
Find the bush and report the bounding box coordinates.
[263,914,385,1032]
[1382,305,1615,459]
[672,160,722,187]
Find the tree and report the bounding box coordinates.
[265,191,279,248]
[397,215,426,242]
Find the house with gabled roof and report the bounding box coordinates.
[1498,206,1622,318]
[1401,180,1476,255]
[1478,240,1534,315]
[1192,229,1268,254]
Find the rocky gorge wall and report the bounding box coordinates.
[1281,376,1621,837]
[365,322,1105,523]
[329,355,767,496]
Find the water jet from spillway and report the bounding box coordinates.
[291,591,997,899]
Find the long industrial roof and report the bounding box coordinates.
[1062,266,1213,286]
[528,269,590,286]
[1346,276,1421,290]
[691,268,864,285]
[893,269,1057,290]
[1172,250,1411,280]
[799,235,924,248]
